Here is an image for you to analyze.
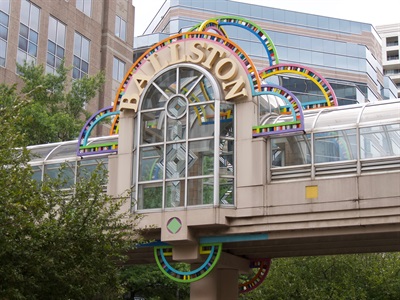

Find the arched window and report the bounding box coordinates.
[135,64,235,210]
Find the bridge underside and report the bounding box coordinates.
[126,171,400,265]
[126,224,400,265]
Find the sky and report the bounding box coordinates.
[132,0,400,36]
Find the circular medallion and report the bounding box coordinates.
[166,95,188,119]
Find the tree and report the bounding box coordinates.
[0,82,138,299]
[14,61,105,146]
[240,253,400,300]
[121,264,190,300]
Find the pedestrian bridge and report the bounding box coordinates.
[24,13,400,298]
[28,99,400,261]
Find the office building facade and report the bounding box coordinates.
[0,0,134,114]
[135,0,398,104]
[377,23,400,98]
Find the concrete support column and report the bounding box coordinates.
[190,267,239,300]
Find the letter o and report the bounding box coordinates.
[215,58,238,81]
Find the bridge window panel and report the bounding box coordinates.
[360,102,400,124]
[44,162,76,189]
[220,139,234,176]
[386,124,400,156]
[47,143,78,160]
[165,179,185,208]
[77,157,108,180]
[165,143,187,180]
[154,68,177,97]
[140,110,164,144]
[271,135,311,167]
[31,165,42,182]
[141,84,169,110]
[138,146,163,181]
[360,126,392,159]
[314,107,358,130]
[314,129,357,163]
[188,140,214,177]
[220,103,234,138]
[179,67,203,96]
[188,104,215,139]
[187,75,215,103]
[187,178,214,206]
[220,178,234,205]
[138,183,162,210]
[132,149,137,186]
[258,95,284,122]
[166,115,186,142]
[131,185,136,210]
[28,146,53,163]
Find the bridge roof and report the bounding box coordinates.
[263,99,400,133]
[27,136,118,165]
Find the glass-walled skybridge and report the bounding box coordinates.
[27,100,400,190]
[268,99,400,182]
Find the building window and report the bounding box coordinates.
[387,50,399,61]
[46,16,66,74]
[136,64,235,210]
[112,57,125,82]
[76,0,91,17]
[17,0,40,66]
[73,32,90,79]
[0,0,10,67]
[115,15,126,41]
[386,36,399,47]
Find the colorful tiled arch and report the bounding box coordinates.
[198,19,229,37]
[190,16,279,67]
[77,106,119,156]
[252,84,305,137]
[259,63,338,108]
[154,243,222,283]
[239,258,272,294]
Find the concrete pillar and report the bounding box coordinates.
[190,267,239,300]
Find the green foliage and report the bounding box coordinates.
[121,264,190,300]
[240,253,400,300]
[0,87,140,299]
[14,61,105,146]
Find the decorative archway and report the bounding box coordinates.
[259,63,338,108]
[197,19,229,37]
[190,16,279,67]
[252,84,305,137]
[239,258,272,294]
[154,243,222,283]
[76,106,119,156]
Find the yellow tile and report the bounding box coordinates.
[306,185,318,199]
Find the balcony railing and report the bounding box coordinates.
[387,56,399,61]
